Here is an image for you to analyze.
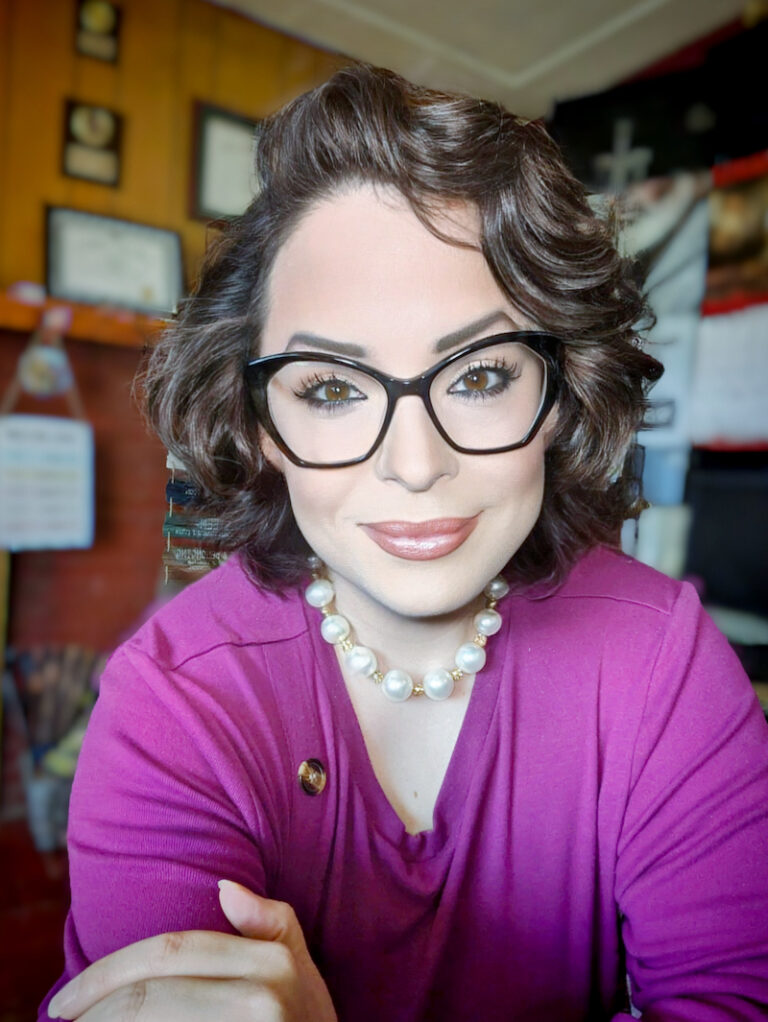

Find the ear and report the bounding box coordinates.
[258,427,285,474]
[541,402,560,447]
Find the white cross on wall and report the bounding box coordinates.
[593,118,654,193]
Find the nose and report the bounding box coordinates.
[373,395,459,491]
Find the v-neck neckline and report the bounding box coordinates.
[303,595,510,861]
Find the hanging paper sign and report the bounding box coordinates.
[0,415,95,550]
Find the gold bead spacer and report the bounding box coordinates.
[413,684,425,696]
[372,671,384,685]
[339,638,354,652]
[450,668,464,682]
[473,633,487,648]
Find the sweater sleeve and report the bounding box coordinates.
[39,643,270,1020]
[613,583,768,1021]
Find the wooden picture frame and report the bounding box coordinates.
[75,0,121,62]
[46,207,184,316]
[191,102,260,221]
[62,100,123,186]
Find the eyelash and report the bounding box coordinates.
[447,358,521,399]
[294,372,364,411]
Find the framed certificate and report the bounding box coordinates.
[75,0,121,62]
[62,100,123,186]
[46,206,184,315]
[191,102,260,221]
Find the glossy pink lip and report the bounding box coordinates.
[359,516,479,561]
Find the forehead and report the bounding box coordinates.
[260,185,521,361]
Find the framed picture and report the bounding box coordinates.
[46,207,184,316]
[62,100,123,186]
[191,102,260,221]
[75,0,121,62]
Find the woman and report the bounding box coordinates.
[43,64,768,1021]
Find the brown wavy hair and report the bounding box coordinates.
[142,62,660,592]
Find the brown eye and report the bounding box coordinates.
[446,362,518,401]
[296,375,365,409]
[463,370,489,391]
[325,381,350,401]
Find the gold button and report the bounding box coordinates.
[297,758,327,795]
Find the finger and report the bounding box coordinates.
[72,976,279,1022]
[48,932,294,1020]
[218,881,308,958]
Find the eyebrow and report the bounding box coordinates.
[284,311,520,358]
[434,311,518,352]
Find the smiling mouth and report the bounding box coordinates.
[358,516,479,560]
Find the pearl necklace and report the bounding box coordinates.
[304,558,509,702]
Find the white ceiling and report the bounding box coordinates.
[207,0,746,117]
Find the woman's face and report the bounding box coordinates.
[259,184,555,621]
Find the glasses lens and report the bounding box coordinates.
[430,340,547,451]
[264,359,388,464]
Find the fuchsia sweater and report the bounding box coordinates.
[42,547,768,1020]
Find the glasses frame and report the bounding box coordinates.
[245,330,563,469]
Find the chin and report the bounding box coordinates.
[345,554,510,620]
[377,589,475,620]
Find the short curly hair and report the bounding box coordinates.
[142,62,660,592]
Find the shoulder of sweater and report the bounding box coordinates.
[119,554,308,671]
[522,545,686,617]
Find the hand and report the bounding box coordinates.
[47,881,337,1021]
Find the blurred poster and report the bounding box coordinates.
[613,174,710,474]
[704,150,768,311]
[0,415,94,550]
[618,173,711,315]
[689,303,768,446]
[689,151,768,448]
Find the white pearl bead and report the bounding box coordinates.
[422,668,455,701]
[320,614,350,644]
[346,644,378,677]
[381,669,414,702]
[484,577,509,600]
[455,641,486,674]
[305,578,335,608]
[474,608,502,636]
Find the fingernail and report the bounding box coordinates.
[218,879,245,894]
[49,981,77,1018]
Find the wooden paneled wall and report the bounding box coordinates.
[0,0,342,289]
[0,0,342,651]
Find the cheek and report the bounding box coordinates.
[493,446,545,498]
[281,467,346,547]
[481,447,547,531]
